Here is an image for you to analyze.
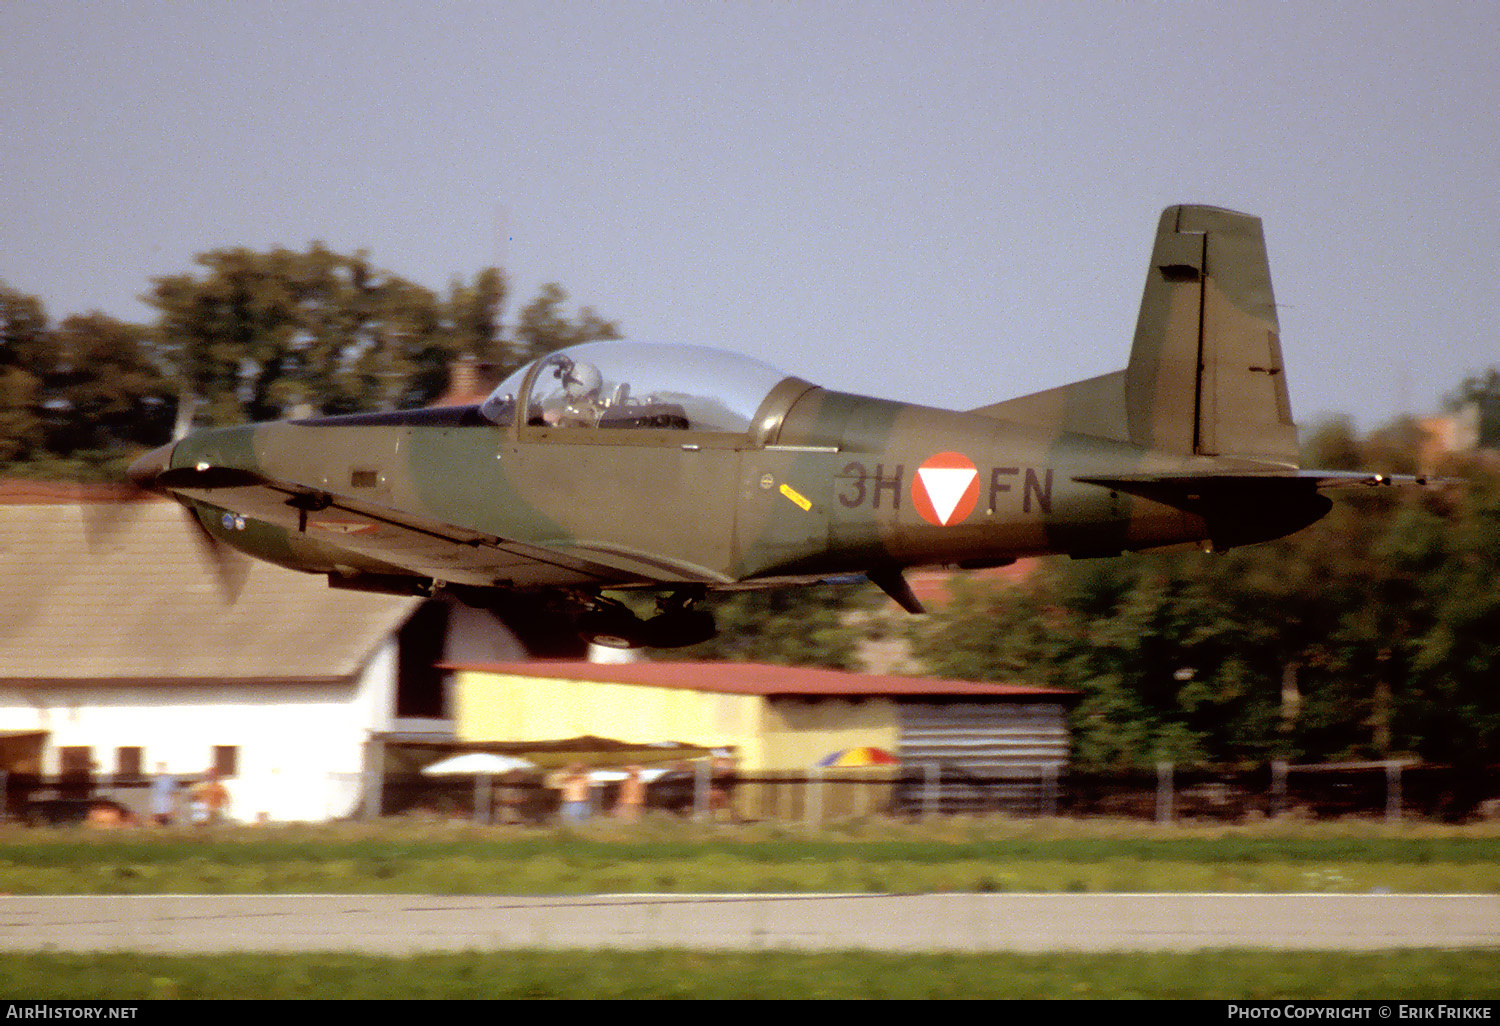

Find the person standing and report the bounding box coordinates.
[559,763,591,824]
[612,765,646,822]
[709,753,738,823]
[190,769,228,826]
[149,763,178,826]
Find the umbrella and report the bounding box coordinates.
[817,747,898,767]
[588,767,670,784]
[421,753,537,776]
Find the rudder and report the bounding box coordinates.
[1127,205,1298,464]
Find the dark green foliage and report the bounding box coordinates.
[1,256,617,473]
[914,426,1500,786]
[44,313,176,450]
[0,283,52,461]
[0,282,177,462]
[144,245,511,424]
[652,583,875,668]
[509,281,621,369]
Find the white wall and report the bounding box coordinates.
[0,601,528,823]
[0,671,393,823]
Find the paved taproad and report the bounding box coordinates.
[2,893,1497,953]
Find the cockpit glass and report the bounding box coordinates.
[478,363,529,427]
[480,342,792,433]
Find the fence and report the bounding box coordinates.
[373,759,1500,827]
[6,760,1497,826]
[0,772,366,826]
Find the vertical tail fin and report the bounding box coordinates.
[1127,205,1299,463]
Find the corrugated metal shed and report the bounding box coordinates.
[897,700,1070,814]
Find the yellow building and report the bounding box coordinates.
[449,660,1075,775]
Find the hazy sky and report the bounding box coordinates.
[2,1,1495,429]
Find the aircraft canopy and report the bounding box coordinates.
[480,341,793,433]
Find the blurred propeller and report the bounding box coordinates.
[78,481,151,554]
[127,442,251,605]
[179,501,252,605]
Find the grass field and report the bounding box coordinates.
[2,950,1499,1000]
[2,816,1495,998]
[0,815,1495,895]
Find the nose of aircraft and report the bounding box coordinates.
[127,443,175,491]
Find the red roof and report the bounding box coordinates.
[444,660,1073,698]
[0,478,156,504]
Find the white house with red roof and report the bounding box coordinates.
[0,480,543,823]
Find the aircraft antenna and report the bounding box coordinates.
[494,202,510,347]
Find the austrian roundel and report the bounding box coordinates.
[912,451,980,527]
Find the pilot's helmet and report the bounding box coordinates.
[562,361,602,399]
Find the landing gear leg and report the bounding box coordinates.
[574,596,648,649]
[571,590,717,650]
[641,589,716,648]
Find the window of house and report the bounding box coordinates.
[58,746,92,777]
[115,746,143,780]
[57,746,93,799]
[212,746,238,778]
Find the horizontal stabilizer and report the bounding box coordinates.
[1077,469,1435,493]
[1075,469,1436,551]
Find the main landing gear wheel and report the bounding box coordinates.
[575,605,646,649]
[573,594,717,650]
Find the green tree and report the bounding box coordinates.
[146,247,615,428]
[43,313,176,452]
[909,426,1494,773]
[147,246,455,425]
[2,253,617,478]
[0,283,48,461]
[397,268,509,407]
[655,585,872,669]
[1300,416,1363,471]
[508,283,621,368]
[1394,463,1500,815]
[1447,368,1500,448]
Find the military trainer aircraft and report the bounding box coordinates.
[129,205,1425,648]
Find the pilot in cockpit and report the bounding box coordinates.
[539,358,606,427]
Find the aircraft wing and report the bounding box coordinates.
[152,464,675,589]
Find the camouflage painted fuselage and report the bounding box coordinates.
[135,205,1402,622]
[157,385,1233,596]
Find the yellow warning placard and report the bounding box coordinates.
[779,482,812,511]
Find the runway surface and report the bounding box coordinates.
[2,893,1498,953]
